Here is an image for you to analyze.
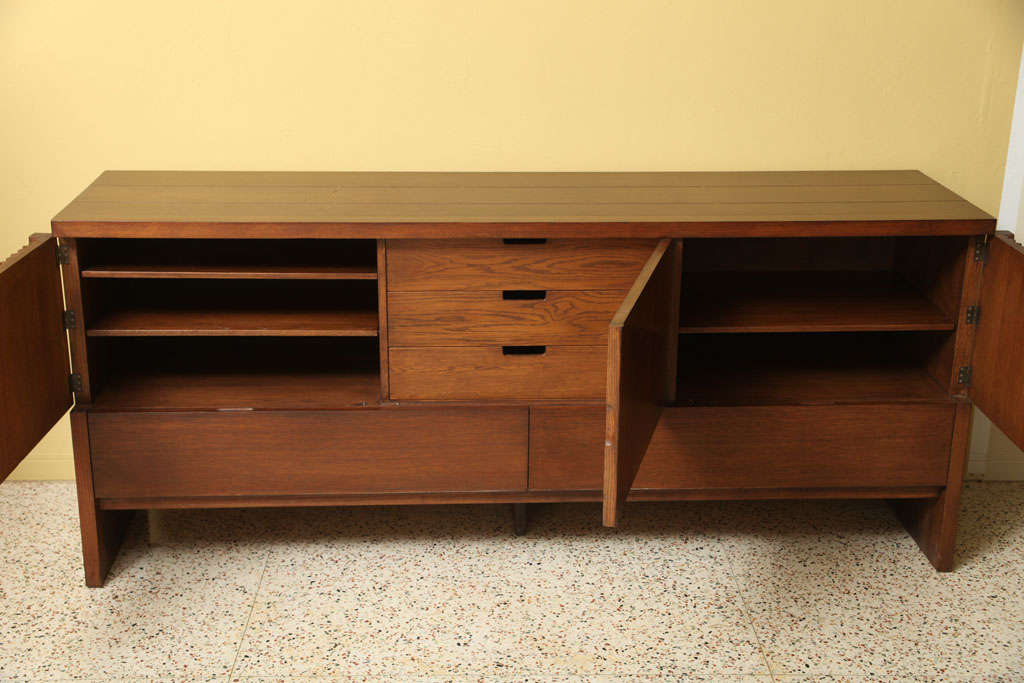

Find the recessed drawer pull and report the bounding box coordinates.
[502,345,547,356]
[502,290,547,300]
[502,238,547,245]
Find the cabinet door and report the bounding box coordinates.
[1,235,72,482]
[971,232,1024,451]
[603,239,682,526]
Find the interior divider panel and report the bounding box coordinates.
[530,404,956,492]
[89,408,528,499]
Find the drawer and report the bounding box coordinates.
[389,346,606,400]
[388,290,624,346]
[386,239,654,291]
[89,408,527,499]
[530,404,955,491]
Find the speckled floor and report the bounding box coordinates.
[1,482,1023,681]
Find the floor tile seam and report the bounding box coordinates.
[228,549,271,679]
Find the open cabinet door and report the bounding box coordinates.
[604,239,682,526]
[971,232,1024,451]
[1,235,72,482]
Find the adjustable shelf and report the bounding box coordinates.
[82,264,377,280]
[82,279,378,337]
[675,332,949,406]
[90,338,380,410]
[678,271,954,334]
[87,308,378,337]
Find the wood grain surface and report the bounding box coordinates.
[51,171,994,239]
[971,232,1024,450]
[89,408,528,498]
[388,290,624,345]
[604,239,682,526]
[386,239,654,291]
[533,404,955,491]
[0,235,71,481]
[389,345,606,400]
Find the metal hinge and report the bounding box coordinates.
[965,305,981,325]
[62,309,77,329]
[56,244,71,265]
[68,373,83,394]
[974,238,989,263]
[957,366,972,386]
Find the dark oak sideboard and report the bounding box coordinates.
[2,170,1023,586]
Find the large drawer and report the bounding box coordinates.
[389,346,606,400]
[386,239,654,291]
[530,404,955,491]
[388,290,623,346]
[89,408,527,499]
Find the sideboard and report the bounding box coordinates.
[2,170,1022,586]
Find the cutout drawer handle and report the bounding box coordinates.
[502,290,547,300]
[502,238,547,245]
[502,345,547,356]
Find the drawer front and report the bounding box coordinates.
[530,404,955,491]
[389,346,606,400]
[90,408,527,499]
[389,290,624,346]
[386,239,654,291]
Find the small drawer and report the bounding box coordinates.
[89,407,527,499]
[386,239,654,291]
[389,346,606,400]
[529,404,955,491]
[388,290,624,346]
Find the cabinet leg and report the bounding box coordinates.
[513,503,528,536]
[889,401,971,572]
[71,411,131,587]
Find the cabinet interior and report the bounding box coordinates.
[677,236,969,404]
[72,235,970,411]
[75,238,382,409]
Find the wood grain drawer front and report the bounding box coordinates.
[89,408,527,499]
[530,404,955,491]
[388,290,623,346]
[386,239,654,291]
[389,346,606,400]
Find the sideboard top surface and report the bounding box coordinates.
[52,170,994,239]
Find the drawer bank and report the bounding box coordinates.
[2,170,1022,586]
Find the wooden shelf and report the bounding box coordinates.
[675,332,949,406]
[82,264,377,280]
[87,308,378,337]
[679,271,954,333]
[92,369,380,410]
[90,337,380,410]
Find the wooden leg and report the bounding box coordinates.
[71,410,132,587]
[890,401,972,571]
[513,503,528,536]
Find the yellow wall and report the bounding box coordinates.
[3,0,1023,479]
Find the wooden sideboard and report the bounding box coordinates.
[2,170,1023,586]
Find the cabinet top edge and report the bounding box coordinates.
[51,170,995,238]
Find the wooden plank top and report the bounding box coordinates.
[52,170,994,239]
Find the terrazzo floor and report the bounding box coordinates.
[1,481,1023,680]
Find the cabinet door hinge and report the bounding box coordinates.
[62,309,77,329]
[56,244,71,265]
[68,373,83,394]
[974,239,989,263]
[965,305,981,325]
[957,366,972,386]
